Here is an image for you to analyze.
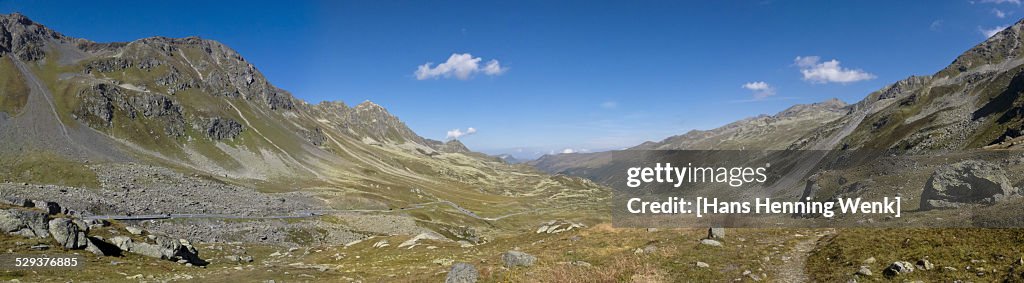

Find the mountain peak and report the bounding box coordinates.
[439,139,470,153]
[939,17,1024,76]
[355,100,387,112]
[0,13,71,61]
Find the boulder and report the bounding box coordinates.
[48,218,87,249]
[920,160,1017,210]
[501,251,536,268]
[127,235,203,265]
[445,262,478,283]
[32,200,62,215]
[85,236,122,256]
[700,239,722,247]
[856,266,873,277]
[125,226,144,235]
[707,227,725,239]
[1,197,32,207]
[916,258,933,270]
[883,261,914,277]
[110,236,134,251]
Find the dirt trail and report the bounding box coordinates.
[773,229,834,282]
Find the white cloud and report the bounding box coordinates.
[600,101,618,109]
[993,8,1008,18]
[415,53,506,80]
[483,59,505,75]
[930,20,943,31]
[446,127,477,139]
[979,0,1021,4]
[550,148,589,154]
[741,81,776,99]
[980,25,1009,37]
[794,56,876,84]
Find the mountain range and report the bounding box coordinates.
[3,12,1024,282]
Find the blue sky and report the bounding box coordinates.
[1,0,1020,159]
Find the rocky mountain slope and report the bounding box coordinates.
[532,19,1024,189]
[805,18,1024,152]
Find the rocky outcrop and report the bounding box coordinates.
[204,117,244,140]
[0,209,49,238]
[83,58,133,74]
[1,199,204,265]
[303,127,327,147]
[920,160,1018,210]
[73,83,186,136]
[155,67,200,95]
[74,84,117,126]
[878,75,931,100]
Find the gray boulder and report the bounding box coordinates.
[125,235,204,265]
[32,200,62,215]
[445,262,478,283]
[85,236,122,256]
[856,266,873,277]
[48,218,87,249]
[501,251,536,268]
[883,261,914,277]
[0,209,50,238]
[707,227,725,239]
[125,226,143,235]
[920,160,1018,210]
[1,197,32,207]
[110,236,134,251]
[700,239,723,247]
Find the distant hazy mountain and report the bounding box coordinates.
[528,98,850,179]
[494,154,523,164]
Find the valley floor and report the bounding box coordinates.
[3,225,1023,282]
